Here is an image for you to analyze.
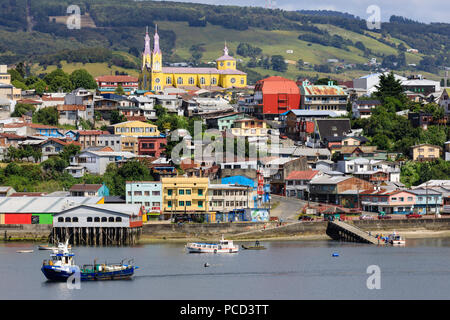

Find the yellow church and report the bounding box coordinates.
[138,26,247,92]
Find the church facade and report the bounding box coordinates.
[139,27,247,92]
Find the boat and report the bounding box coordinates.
[387,231,406,246]
[241,240,266,250]
[186,236,239,253]
[38,244,71,250]
[17,250,33,253]
[41,241,138,281]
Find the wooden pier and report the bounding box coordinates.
[50,227,142,246]
[326,220,379,244]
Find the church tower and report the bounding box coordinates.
[139,26,152,90]
[216,42,236,71]
[150,25,163,92]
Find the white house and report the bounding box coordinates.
[69,150,135,175]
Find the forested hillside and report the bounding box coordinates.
[0,0,448,82]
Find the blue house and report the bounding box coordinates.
[410,189,442,214]
[221,175,270,207]
[32,124,65,138]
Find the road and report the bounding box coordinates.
[268,194,308,221]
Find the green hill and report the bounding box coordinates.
[0,0,448,83]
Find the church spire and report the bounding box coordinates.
[144,26,151,56]
[153,24,161,54]
[223,41,229,56]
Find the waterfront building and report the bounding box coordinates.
[139,26,247,92]
[409,189,442,214]
[0,196,102,225]
[161,177,209,217]
[125,181,162,220]
[360,189,417,215]
[208,184,254,213]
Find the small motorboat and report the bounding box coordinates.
[388,231,405,246]
[41,241,138,281]
[17,250,33,253]
[241,240,266,250]
[39,244,71,250]
[186,235,238,253]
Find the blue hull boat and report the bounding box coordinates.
[41,241,138,282]
[41,265,137,282]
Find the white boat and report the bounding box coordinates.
[17,250,33,253]
[388,232,406,246]
[186,236,239,253]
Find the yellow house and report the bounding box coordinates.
[162,177,209,214]
[121,136,139,153]
[139,26,247,92]
[113,121,160,137]
[230,118,268,137]
[411,144,442,161]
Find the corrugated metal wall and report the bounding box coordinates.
[4,213,31,224]
[0,214,4,224]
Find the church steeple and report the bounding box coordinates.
[151,24,162,72]
[142,26,152,69]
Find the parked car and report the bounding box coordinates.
[298,215,314,221]
[406,213,422,219]
[359,214,375,220]
[378,214,392,220]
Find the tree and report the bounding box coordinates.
[70,69,97,89]
[271,55,287,72]
[374,72,406,103]
[29,79,47,95]
[110,110,127,124]
[60,144,81,163]
[296,59,304,70]
[115,84,125,95]
[11,103,35,117]
[44,69,73,92]
[32,107,58,125]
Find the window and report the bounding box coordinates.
[186,201,191,206]
[58,217,64,222]
[94,217,100,222]
[200,77,205,85]
[168,189,173,196]
[177,77,183,85]
[108,217,114,222]
[407,197,413,201]
[116,217,122,222]
[211,78,217,85]
[179,201,184,206]
[73,217,78,222]
[186,189,191,195]
[168,200,172,208]
[101,217,107,222]
[188,77,194,85]
[144,191,150,196]
[87,217,92,222]
[166,77,172,84]
[152,191,160,196]
[65,217,71,222]
[179,189,184,195]
[198,201,203,208]
[198,189,203,196]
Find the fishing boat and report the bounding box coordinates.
[41,241,138,281]
[38,244,71,250]
[387,231,406,246]
[241,240,266,250]
[186,236,238,253]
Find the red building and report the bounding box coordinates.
[253,76,300,120]
[137,136,167,157]
[95,75,139,95]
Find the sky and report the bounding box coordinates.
[159,0,450,23]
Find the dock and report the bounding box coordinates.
[326,220,379,244]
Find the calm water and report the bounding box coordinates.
[1,238,450,300]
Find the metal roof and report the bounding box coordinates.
[0,197,102,213]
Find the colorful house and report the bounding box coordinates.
[360,189,416,214]
[161,177,209,217]
[126,181,162,221]
[113,120,160,137]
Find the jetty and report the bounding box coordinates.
[326,220,379,244]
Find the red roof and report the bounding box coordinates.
[286,170,320,180]
[255,76,300,94]
[57,105,86,111]
[78,130,109,136]
[44,138,82,147]
[95,75,138,82]
[41,96,65,101]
